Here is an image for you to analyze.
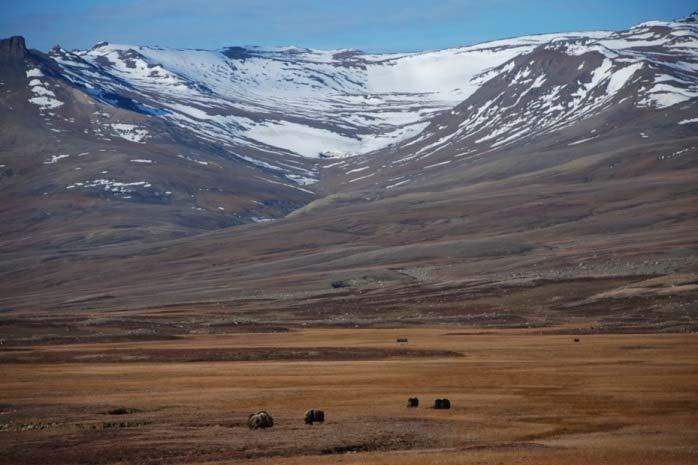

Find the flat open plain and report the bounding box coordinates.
[1,327,697,464]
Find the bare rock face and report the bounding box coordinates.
[680,11,698,23]
[0,36,26,61]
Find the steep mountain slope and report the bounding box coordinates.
[321,14,698,189]
[0,36,318,252]
[0,13,697,328]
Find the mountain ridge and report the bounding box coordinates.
[37,13,698,164]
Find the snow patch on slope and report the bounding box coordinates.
[26,68,63,110]
[108,123,150,143]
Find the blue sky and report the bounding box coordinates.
[1,0,695,52]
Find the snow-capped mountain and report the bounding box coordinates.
[308,12,698,191]
[1,11,697,253]
[46,35,569,159]
[398,14,698,154]
[46,12,698,164]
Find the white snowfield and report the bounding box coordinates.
[26,68,64,110]
[26,68,44,78]
[49,13,698,167]
[108,123,149,143]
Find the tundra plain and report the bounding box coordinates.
[1,327,697,465]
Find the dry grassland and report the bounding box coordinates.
[1,328,697,464]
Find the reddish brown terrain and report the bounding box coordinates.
[1,328,697,465]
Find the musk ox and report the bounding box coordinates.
[407,397,419,408]
[304,409,325,425]
[247,411,274,429]
[433,398,451,409]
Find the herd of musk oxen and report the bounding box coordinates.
[247,398,450,429]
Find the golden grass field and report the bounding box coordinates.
[2,327,697,464]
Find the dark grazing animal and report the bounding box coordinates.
[107,407,138,415]
[407,397,419,408]
[433,398,451,409]
[247,411,274,429]
[304,409,325,425]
